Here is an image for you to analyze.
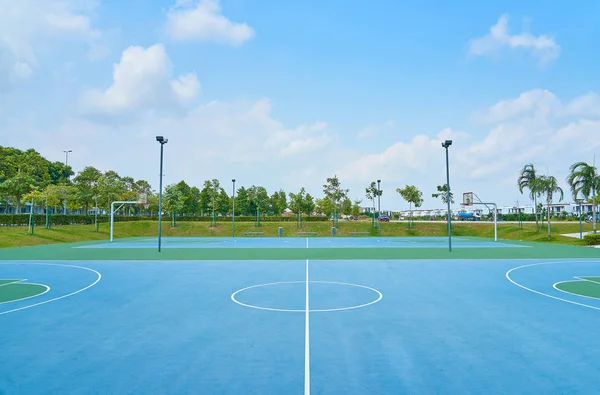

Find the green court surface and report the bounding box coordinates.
[0,236,599,261]
[0,280,49,303]
[555,277,600,299]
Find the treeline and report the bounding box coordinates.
[0,147,152,215]
[0,146,371,218]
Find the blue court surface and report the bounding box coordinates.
[76,236,523,249]
[2,257,600,394]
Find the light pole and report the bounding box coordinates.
[62,149,72,214]
[377,179,381,237]
[577,198,584,239]
[63,149,72,166]
[156,136,168,252]
[232,179,236,238]
[442,140,452,252]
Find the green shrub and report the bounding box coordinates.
[583,234,600,245]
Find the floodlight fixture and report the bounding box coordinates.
[156,136,168,252]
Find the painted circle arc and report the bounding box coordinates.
[231,280,383,313]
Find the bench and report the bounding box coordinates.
[350,232,370,236]
[298,232,318,236]
[244,232,264,236]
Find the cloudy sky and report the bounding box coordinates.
[1,0,599,210]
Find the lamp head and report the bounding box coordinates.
[232,179,236,183]
[442,140,452,148]
[156,136,168,144]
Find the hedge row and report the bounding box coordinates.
[0,214,329,226]
[583,234,600,245]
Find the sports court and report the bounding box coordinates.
[2,236,600,394]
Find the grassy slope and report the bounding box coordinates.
[0,220,595,248]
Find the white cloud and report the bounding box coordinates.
[81,44,200,115]
[469,14,560,65]
[5,97,337,196]
[337,90,600,209]
[473,89,600,123]
[5,89,600,211]
[166,0,255,46]
[0,0,104,90]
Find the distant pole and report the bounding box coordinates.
[377,179,381,237]
[232,179,236,237]
[579,199,583,239]
[94,195,99,232]
[156,136,168,252]
[442,140,453,252]
[62,149,72,214]
[45,198,49,229]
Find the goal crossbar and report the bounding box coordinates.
[110,201,138,242]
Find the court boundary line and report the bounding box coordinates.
[0,279,26,288]
[0,262,102,316]
[304,259,310,395]
[506,260,600,312]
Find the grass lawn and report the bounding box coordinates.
[0,220,596,248]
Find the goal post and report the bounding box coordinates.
[462,192,498,242]
[110,193,149,242]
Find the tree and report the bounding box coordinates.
[566,162,599,233]
[288,188,306,214]
[270,190,287,215]
[432,184,454,205]
[47,161,74,185]
[351,199,362,217]
[235,186,249,216]
[163,184,185,225]
[517,163,541,231]
[0,149,50,213]
[202,179,223,222]
[216,188,231,215]
[365,181,378,214]
[97,171,124,211]
[303,194,315,217]
[341,197,352,216]
[315,198,334,217]
[73,166,102,214]
[397,185,423,228]
[534,175,564,239]
[323,175,348,224]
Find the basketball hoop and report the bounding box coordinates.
[137,192,149,210]
[463,192,473,206]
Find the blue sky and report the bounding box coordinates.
[1,0,600,210]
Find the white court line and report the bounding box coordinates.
[0,279,26,288]
[506,260,600,312]
[0,283,50,305]
[0,262,101,316]
[230,281,382,312]
[304,258,310,395]
[553,279,600,301]
[575,276,600,285]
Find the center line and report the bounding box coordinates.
[304,258,310,395]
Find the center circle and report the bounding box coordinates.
[231,281,382,312]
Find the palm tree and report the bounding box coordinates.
[534,175,564,239]
[517,163,540,231]
[566,162,598,233]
